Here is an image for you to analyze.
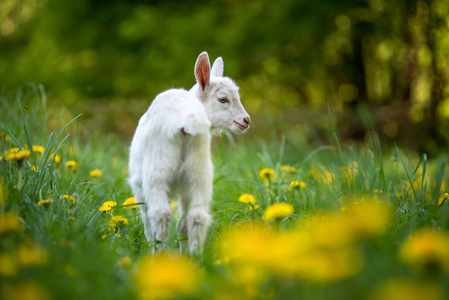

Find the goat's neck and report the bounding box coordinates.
[189,85,220,136]
[189,84,203,100]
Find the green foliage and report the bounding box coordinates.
[2,0,449,151]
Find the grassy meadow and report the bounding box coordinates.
[1,85,449,300]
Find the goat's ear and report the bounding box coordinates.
[195,52,211,91]
[211,57,224,77]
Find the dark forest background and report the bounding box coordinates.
[1,0,449,153]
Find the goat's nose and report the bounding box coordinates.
[244,116,251,125]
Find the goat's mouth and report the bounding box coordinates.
[234,121,249,131]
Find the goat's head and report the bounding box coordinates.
[191,52,250,135]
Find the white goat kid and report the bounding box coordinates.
[128,52,250,254]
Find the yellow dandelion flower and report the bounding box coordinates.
[134,253,202,300]
[399,228,449,273]
[32,145,45,154]
[117,256,132,269]
[51,152,62,164]
[259,168,275,182]
[123,197,137,209]
[238,193,256,205]
[439,192,448,206]
[98,200,117,213]
[170,200,176,211]
[62,195,76,205]
[37,199,53,207]
[65,160,77,171]
[109,215,129,228]
[9,147,19,153]
[290,180,299,189]
[245,204,259,212]
[0,132,10,142]
[289,180,306,190]
[90,169,103,177]
[280,165,297,173]
[6,149,31,162]
[238,194,258,211]
[264,202,294,221]
[0,213,22,234]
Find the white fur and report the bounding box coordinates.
[128,52,250,254]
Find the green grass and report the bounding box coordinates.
[1,85,449,300]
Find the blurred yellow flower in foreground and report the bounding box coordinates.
[109,216,129,228]
[98,200,117,213]
[123,197,137,209]
[0,253,17,276]
[134,253,202,300]
[0,212,23,234]
[1,281,52,300]
[90,169,103,177]
[346,200,392,238]
[259,168,275,182]
[370,278,444,300]
[219,199,391,284]
[65,160,77,171]
[16,241,48,267]
[399,228,449,273]
[219,222,362,283]
[264,202,294,221]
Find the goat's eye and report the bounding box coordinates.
[218,97,229,104]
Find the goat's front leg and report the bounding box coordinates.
[143,177,173,253]
[184,144,213,255]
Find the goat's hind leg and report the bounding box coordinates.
[129,182,153,244]
[143,179,173,253]
[137,195,153,243]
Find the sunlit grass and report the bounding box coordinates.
[1,86,449,299]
